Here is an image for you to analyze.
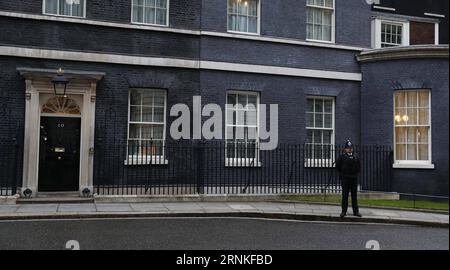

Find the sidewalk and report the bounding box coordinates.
[0,201,448,227]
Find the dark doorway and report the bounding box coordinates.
[38,117,81,192]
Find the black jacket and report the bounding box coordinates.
[336,152,361,178]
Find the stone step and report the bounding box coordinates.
[17,193,94,204]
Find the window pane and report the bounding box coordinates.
[407,91,417,107]
[141,125,152,139]
[395,92,406,108]
[245,110,257,126]
[129,124,140,139]
[72,0,84,17]
[324,114,332,128]
[418,91,430,107]
[144,7,155,24]
[418,108,429,125]
[323,130,332,144]
[132,5,144,22]
[154,93,165,107]
[417,127,429,143]
[248,17,258,33]
[407,127,417,143]
[307,130,314,144]
[306,113,314,128]
[130,106,141,122]
[142,107,153,122]
[141,91,153,106]
[396,144,406,160]
[153,107,164,123]
[407,144,417,160]
[395,127,406,143]
[60,0,71,16]
[407,108,418,125]
[128,140,139,155]
[227,94,237,106]
[130,90,141,105]
[314,99,323,113]
[155,8,167,25]
[315,113,323,128]
[45,0,58,14]
[153,125,164,139]
[324,99,332,113]
[418,144,429,161]
[227,109,236,125]
[156,0,167,8]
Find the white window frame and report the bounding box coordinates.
[131,0,170,27]
[126,88,168,165]
[305,96,336,167]
[393,90,434,169]
[372,18,410,49]
[227,0,261,36]
[306,0,335,44]
[225,91,261,167]
[42,0,87,18]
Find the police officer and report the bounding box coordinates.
[336,140,362,218]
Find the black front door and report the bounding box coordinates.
[38,117,81,192]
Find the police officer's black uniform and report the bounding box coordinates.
[336,140,362,218]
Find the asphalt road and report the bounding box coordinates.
[0,217,447,250]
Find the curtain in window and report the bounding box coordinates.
[394,90,430,162]
[228,0,258,33]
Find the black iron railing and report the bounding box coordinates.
[93,141,393,196]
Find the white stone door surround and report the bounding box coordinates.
[18,68,105,197]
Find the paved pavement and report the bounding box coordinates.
[0,218,448,250]
[0,202,448,227]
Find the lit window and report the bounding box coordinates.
[306,97,335,162]
[226,92,259,166]
[132,0,169,26]
[306,0,334,42]
[44,0,85,17]
[394,90,431,163]
[228,0,259,34]
[128,89,166,161]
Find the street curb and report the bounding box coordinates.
[272,200,450,215]
[0,211,447,228]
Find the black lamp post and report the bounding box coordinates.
[51,68,69,97]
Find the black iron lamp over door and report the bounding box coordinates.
[51,68,69,97]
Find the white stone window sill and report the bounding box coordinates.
[393,163,435,169]
[124,156,169,166]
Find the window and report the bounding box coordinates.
[226,92,259,166]
[381,22,403,47]
[227,0,259,34]
[306,0,334,42]
[394,90,432,165]
[372,19,410,48]
[306,97,335,164]
[43,0,85,17]
[128,89,166,163]
[132,0,169,26]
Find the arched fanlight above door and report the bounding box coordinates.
[42,96,81,115]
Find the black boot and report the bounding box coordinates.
[340,212,346,218]
[353,212,362,218]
